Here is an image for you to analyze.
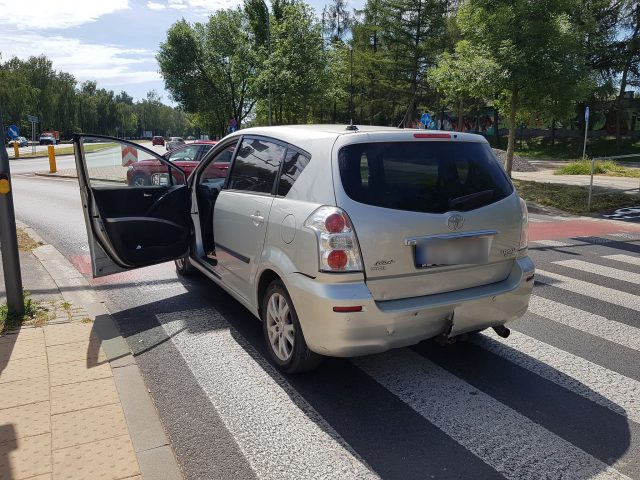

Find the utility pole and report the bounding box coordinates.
[262,0,272,126]
[349,47,354,123]
[0,111,24,316]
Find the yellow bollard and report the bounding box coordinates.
[13,142,19,158]
[48,145,57,173]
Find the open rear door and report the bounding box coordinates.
[73,134,191,277]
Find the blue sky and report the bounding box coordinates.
[0,0,362,104]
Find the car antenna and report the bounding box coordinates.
[345,120,358,131]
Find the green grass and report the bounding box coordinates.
[513,179,640,214]
[555,159,640,177]
[0,291,50,333]
[11,143,115,159]
[487,136,640,161]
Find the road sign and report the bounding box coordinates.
[121,145,138,167]
[584,106,590,123]
[6,125,19,139]
[27,115,39,123]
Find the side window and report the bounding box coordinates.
[200,144,215,159]
[168,145,199,162]
[227,138,285,194]
[200,141,238,183]
[81,137,185,188]
[278,150,310,196]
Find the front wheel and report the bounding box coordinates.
[261,280,323,374]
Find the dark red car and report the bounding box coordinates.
[126,141,230,186]
[151,136,165,146]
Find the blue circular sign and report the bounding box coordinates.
[6,125,19,139]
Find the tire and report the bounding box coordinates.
[261,280,323,374]
[175,253,195,276]
[131,174,150,186]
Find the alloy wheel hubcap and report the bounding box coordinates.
[266,293,294,362]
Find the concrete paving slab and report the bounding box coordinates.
[0,337,45,361]
[49,359,111,386]
[44,322,96,346]
[0,355,47,383]
[51,403,129,450]
[51,377,120,415]
[52,434,139,480]
[0,327,43,344]
[0,376,49,409]
[46,339,106,365]
[0,432,51,480]
[136,445,184,480]
[0,401,50,440]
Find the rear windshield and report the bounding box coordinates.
[338,141,513,214]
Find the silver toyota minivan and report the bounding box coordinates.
[74,125,534,373]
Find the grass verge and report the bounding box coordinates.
[555,160,640,178]
[513,179,640,215]
[0,291,51,333]
[487,136,640,160]
[10,142,115,159]
[17,227,43,252]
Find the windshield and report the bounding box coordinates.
[338,141,513,214]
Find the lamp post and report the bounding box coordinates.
[261,0,272,126]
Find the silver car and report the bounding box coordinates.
[166,136,185,151]
[73,126,534,373]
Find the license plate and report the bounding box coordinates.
[414,236,490,268]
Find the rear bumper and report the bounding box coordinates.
[285,257,534,357]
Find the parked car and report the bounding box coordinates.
[73,126,534,374]
[39,133,57,145]
[166,137,185,151]
[8,136,28,147]
[152,136,165,146]
[126,141,220,186]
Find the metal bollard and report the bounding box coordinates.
[13,142,19,158]
[48,145,56,173]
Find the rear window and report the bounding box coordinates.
[338,141,513,214]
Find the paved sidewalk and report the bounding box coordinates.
[0,224,182,480]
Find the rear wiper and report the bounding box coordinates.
[448,189,495,209]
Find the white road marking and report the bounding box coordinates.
[159,309,379,480]
[354,349,629,480]
[532,239,572,247]
[528,295,640,352]
[603,254,640,266]
[472,330,640,424]
[553,259,640,284]
[536,270,640,311]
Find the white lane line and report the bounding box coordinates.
[159,310,379,480]
[354,350,629,480]
[471,330,640,424]
[553,259,640,284]
[603,254,640,266]
[536,270,640,312]
[528,295,640,352]
[531,239,572,247]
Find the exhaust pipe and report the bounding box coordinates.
[492,325,511,338]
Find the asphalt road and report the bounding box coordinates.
[10,173,640,480]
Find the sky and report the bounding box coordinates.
[0,0,360,104]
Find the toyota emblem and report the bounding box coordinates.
[447,214,464,231]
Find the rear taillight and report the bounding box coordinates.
[518,197,529,252]
[304,206,363,272]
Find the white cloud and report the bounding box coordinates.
[0,0,129,30]
[2,33,160,86]
[147,1,166,10]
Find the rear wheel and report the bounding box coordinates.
[261,280,323,374]
[131,174,150,186]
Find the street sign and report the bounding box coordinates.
[27,115,39,123]
[6,125,19,139]
[121,145,138,167]
[584,106,590,123]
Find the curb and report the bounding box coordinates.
[16,221,184,480]
[33,172,78,180]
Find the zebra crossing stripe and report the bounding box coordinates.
[603,254,640,266]
[354,349,629,480]
[553,259,640,284]
[536,270,640,311]
[532,239,572,247]
[528,295,640,352]
[471,330,640,424]
[159,310,379,480]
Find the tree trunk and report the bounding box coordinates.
[551,118,556,148]
[457,99,464,132]
[493,106,499,148]
[505,86,518,178]
[615,64,629,154]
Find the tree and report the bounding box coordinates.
[427,40,501,131]
[459,0,589,176]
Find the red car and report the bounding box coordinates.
[152,136,165,146]
[126,141,230,186]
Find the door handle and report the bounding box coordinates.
[143,193,152,197]
[250,211,264,225]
